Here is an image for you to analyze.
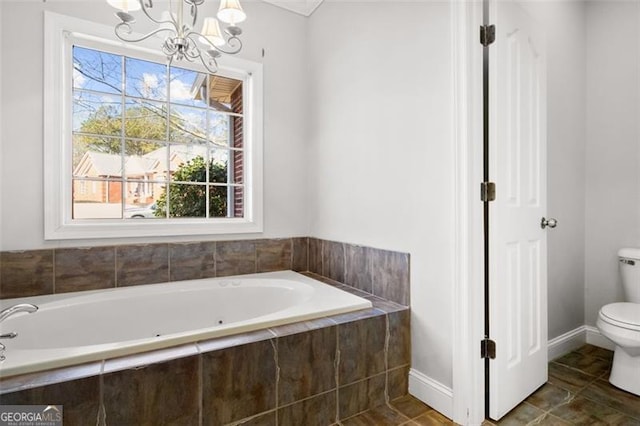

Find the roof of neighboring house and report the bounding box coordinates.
[190,74,241,112]
[145,145,209,172]
[74,151,159,178]
[73,143,219,179]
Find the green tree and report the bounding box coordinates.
[75,104,172,159]
[155,156,228,218]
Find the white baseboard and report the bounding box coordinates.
[548,326,587,361]
[408,368,453,420]
[585,325,615,350]
[547,325,616,360]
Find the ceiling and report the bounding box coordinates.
[260,0,324,16]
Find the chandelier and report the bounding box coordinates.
[107,0,246,74]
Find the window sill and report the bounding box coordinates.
[44,218,263,240]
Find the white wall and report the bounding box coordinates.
[519,1,587,340]
[585,1,640,325]
[308,2,455,388]
[0,0,309,250]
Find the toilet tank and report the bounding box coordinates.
[619,248,640,303]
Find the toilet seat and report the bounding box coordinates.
[599,303,640,331]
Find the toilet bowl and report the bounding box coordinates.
[596,248,640,396]
[597,303,640,395]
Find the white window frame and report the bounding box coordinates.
[44,12,263,240]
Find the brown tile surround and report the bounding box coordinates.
[0,250,54,298]
[0,237,411,425]
[0,299,410,425]
[0,237,410,305]
[308,238,410,305]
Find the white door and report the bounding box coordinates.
[488,1,548,420]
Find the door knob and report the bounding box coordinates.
[541,217,557,229]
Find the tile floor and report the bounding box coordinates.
[341,345,640,425]
[339,395,451,425]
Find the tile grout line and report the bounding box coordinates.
[289,238,293,271]
[97,361,106,426]
[225,409,278,426]
[334,323,341,424]
[198,353,203,426]
[341,241,346,284]
[308,238,313,273]
[383,313,391,405]
[276,387,338,410]
[51,248,56,294]
[269,338,280,425]
[114,246,118,288]
[551,360,604,383]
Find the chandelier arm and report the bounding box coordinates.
[182,36,219,73]
[179,37,201,60]
[219,36,242,55]
[115,23,177,43]
[189,1,198,28]
[137,0,175,26]
[185,30,243,55]
[162,40,180,57]
[197,51,220,74]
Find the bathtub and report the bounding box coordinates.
[0,271,372,378]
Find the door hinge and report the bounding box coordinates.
[480,182,496,202]
[481,338,496,359]
[480,24,496,47]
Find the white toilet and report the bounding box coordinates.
[596,248,640,396]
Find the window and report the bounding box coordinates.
[44,13,263,239]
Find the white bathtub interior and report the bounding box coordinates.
[0,271,372,378]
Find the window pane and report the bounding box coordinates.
[73,92,121,135]
[126,141,169,182]
[68,46,250,226]
[169,66,208,108]
[209,186,229,218]
[208,111,230,147]
[124,100,167,141]
[72,179,123,219]
[124,140,166,182]
[170,105,207,144]
[151,183,169,218]
[209,149,229,183]
[208,74,243,113]
[73,135,123,177]
[125,57,167,101]
[73,46,122,94]
[123,180,157,208]
[163,183,207,218]
[124,200,161,219]
[169,145,208,183]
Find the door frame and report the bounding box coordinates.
[451,1,489,424]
